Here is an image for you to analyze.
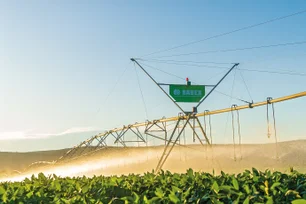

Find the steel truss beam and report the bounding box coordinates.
[145,118,167,145]
[57,133,110,163]
[114,125,146,144]
[56,91,306,165]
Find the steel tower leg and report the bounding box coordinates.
[155,115,191,173]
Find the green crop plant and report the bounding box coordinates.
[0,168,306,203]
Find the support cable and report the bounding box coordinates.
[138,61,186,81]
[137,58,234,65]
[237,68,306,77]
[196,63,239,108]
[138,61,259,104]
[132,58,185,113]
[239,69,253,102]
[153,40,306,58]
[141,61,249,103]
[214,90,252,104]
[138,59,230,69]
[133,63,149,119]
[94,63,130,119]
[228,70,238,161]
[139,59,306,77]
[223,68,237,138]
[140,9,306,57]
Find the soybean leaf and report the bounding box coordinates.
[155,188,164,198]
[169,192,180,203]
[292,199,306,204]
[243,197,250,204]
[232,177,239,190]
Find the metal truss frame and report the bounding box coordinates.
[55,91,306,172]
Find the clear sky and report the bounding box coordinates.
[0,0,306,152]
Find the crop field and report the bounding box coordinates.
[1,168,306,203]
[1,141,306,203]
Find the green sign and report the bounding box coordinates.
[169,84,205,102]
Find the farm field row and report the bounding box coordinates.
[0,168,306,203]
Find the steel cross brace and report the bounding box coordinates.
[56,134,110,163]
[110,132,127,147]
[145,119,167,132]
[64,139,94,161]
[114,125,146,144]
[59,140,89,162]
[145,119,168,145]
[76,140,94,156]
[73,135,110,160]
[127,126,146,142]
[74,132,111,158]
[94,136,108,149]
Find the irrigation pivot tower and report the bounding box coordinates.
[54,58,306,174]
[131,58,239,172]
[56,91,306,173]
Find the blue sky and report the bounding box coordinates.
[0,1,305,152]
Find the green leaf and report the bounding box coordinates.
[211,197,223,204]
[243,197,249,204]
[143,195,149,204]
[155,188,164,198]
[82,184,90,194]
[187,168,194,178]
[75,182,81,192]
[212,181,219,193]
[149,197,162,203]
[266,196,273,204]
[2,192,7,203]
[132,192,139,203]
[26,191,34,198]
[169,192,180,203]
[182,187,191,199]
[172,186,181,193]
[232,177,239,190]
[233,196,240,204]
[0,186,5,195]
[54,180,61,191]
[244,184,250,194]
[38,172,46,181]
[120,196,134,203]
[292,199,306,204]
[35,191,41,197]
[270,182,281,190]
[252,168,259,176]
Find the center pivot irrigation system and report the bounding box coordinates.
[55,58,306,173]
